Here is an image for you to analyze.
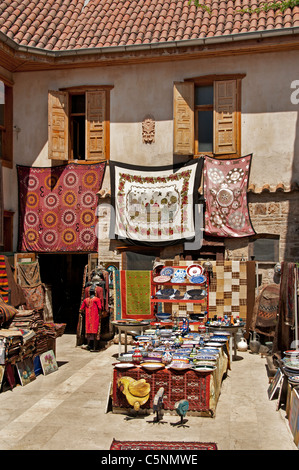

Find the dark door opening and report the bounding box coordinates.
[38,253,88,333]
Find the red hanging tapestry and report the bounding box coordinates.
[203,155,255,238]
[17,162,106,252]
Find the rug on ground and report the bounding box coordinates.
[110,439,218,450]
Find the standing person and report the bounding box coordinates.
[80,285,102,351]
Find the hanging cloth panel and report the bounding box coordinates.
[17,162,106,252]
[110,158,203,246]
[203,155,255,238]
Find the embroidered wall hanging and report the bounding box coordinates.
[203,155,255,238]
[110,159,203,246]
[17,162,106,252]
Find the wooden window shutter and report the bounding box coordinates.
[48,90,69,160]
[173,82,194,155]
[214,80,237,155]
[86,90,107,161]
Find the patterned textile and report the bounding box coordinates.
[0,256,9,302]
[203,155,255,237]
[110,440,218,450]
[110,159,203,245]
[114,270,153,320]
[22,284,45,311]
[171,260,247,319]
[272,263,297,355]
[113,367,212,413]
[0,295,18,326]
[80,296,102,338]
[17,162,106,252]
[251,283,280,337]
[16,261,41,287]
[208,261,247,318]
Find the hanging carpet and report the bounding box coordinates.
[250,283,280,337]
[17,162,106,252]
[203,155,255,238]
[110,439,218,450]
[273,262,297,355]
[110,159,203,246]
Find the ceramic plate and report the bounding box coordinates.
[193,365,217,372]
[288,375,299,382]
[205,342,223,347]
[114,363,136,369]
[153,275,171,283]
[189,275,207,284]
[186,264,204,278]
[140,362,165,371]
[160,267,174,277]
[168,362,191,371]
[284,350,299,357]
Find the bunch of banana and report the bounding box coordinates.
[117,376,150,411]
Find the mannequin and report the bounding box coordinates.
[80,284,102,351]
[84,278,104,307]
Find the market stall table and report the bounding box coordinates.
[112,345,229,417]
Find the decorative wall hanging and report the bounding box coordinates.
[142,115,155,144]
[203,155,255,238]
[113,270,153,320]
[17,162,106,252]
[110,159,203,246]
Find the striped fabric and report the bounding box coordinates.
[0,256,9,303]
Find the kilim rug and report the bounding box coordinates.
[17,162,106,252]
[110,159,203,246]
[110,440,218,450]
[203,155,255,238]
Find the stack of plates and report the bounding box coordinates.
[288,375,299,386]
[283,350,299,359]
[283,360,299,375]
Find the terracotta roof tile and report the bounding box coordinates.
[0,0,298,52]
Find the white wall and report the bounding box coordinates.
[4,49,299,250]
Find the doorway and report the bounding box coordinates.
[38,253,88,333]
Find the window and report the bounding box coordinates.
[173,74,244,159]
[48,86,112,162]
[0,79,13,168]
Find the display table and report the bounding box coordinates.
[111,321,150,357]
[208,325,240,361]
[112,347,228,417]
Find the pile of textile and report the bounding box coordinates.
[0,329,23,363]
[44,322,66,339]
[9,309,48,356]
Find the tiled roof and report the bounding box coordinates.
[0,0,298,52]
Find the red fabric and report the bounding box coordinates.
[80,296,102,334]
[84,286,104,306]
[17,162,106,252]
[204,155,254,237]
[110,439,218,450]
[113,367,211,412]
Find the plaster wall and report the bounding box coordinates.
[3,49,299,250]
